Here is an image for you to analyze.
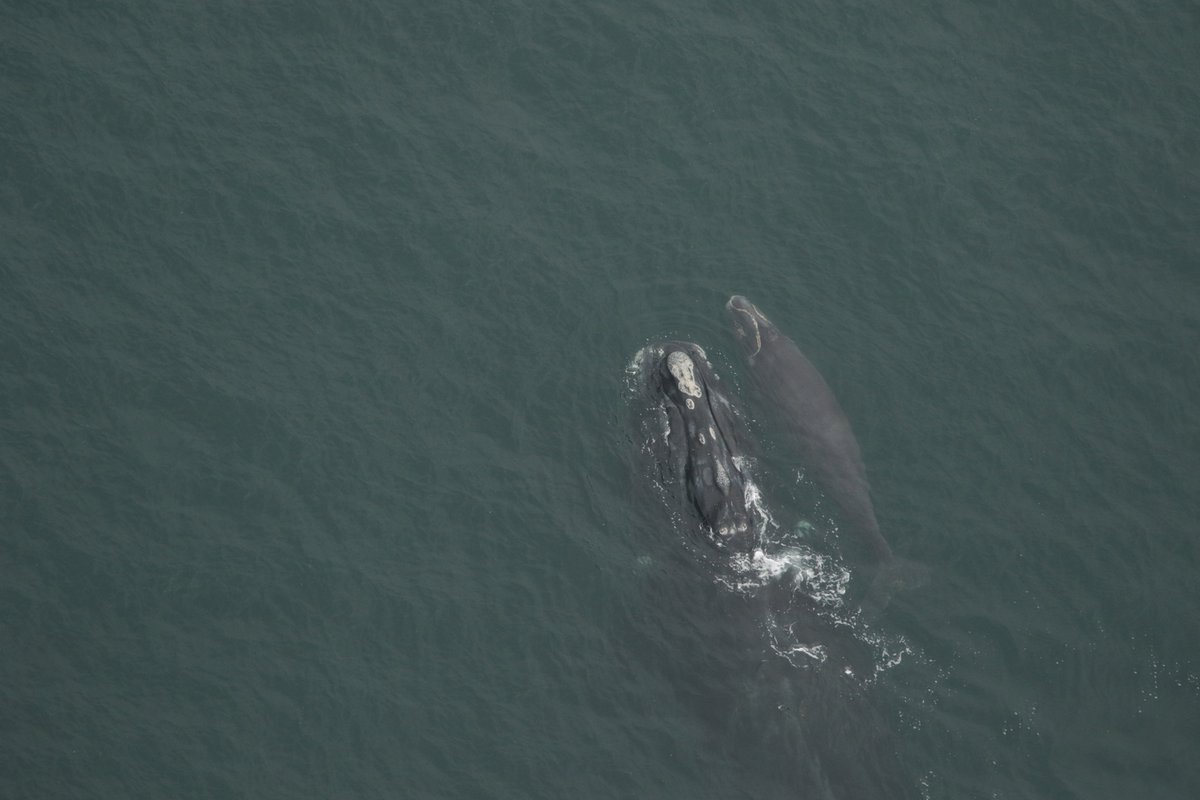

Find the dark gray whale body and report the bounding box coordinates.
[632,337,921,798]
[644,341,761,553]
[726,296,894,563]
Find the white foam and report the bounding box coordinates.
[723,543,849,604]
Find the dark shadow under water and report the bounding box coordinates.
[625,545,920,800]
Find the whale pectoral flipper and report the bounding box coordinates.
[861,557,932,616]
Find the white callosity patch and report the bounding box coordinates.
[731,306,763,358]
[666,351,703,399]
[714,458,729,493]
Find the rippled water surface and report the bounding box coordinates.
[4,1,1199,797]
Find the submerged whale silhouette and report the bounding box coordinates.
[726,295,891,562]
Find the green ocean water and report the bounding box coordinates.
[3,1,1199,797]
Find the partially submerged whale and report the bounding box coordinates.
[641,341,761,553]
[629,338,920,798]
[726,295,893,563]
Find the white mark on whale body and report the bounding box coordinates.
[714,458,729,492]
[685,398,695,410]
[698,432,706,444]
[666,351,703,398]
[730,301,763,358]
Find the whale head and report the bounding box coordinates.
[726,295,774,361]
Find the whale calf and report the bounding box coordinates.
[641,341,761,553]
[726,295,893,563]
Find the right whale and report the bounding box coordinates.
[726,295,895,565]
